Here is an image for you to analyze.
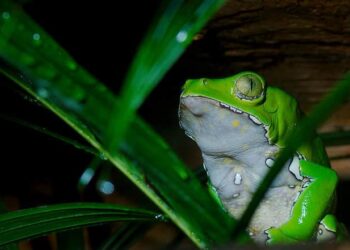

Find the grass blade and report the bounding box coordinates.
[105,0,226,150]
[0,202,160,246]
[232,72,350,238]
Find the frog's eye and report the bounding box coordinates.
[234,74,264,100]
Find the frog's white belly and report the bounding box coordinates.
[203,152,302,242]
[179,96,304,243]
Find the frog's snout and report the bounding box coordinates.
[182,78,209,92]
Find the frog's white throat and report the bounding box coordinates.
[179,95,301,199]
[179,96,270,157]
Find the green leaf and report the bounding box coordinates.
[105,0,226,150]
[0,200,19,250]
[232,72,350,238]
[0,1,239,248]
[0,202,160,246]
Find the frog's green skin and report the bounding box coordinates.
[179,71,342,244]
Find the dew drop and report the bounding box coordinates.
[2,12,10,20]
[32,33,42,46]
[99,152,108,160]
[32,33,41,41]
[37,88,49,98]
[155,214,165,221]
[176,30,188,43]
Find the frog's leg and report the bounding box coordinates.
[267,160,338,243]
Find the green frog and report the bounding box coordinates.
[179,71,344,244]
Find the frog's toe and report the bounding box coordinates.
[316,223,336,242]
[316,214,337,242]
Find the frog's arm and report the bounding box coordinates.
[267,160,338,244]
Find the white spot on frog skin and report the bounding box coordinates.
[319,229,323,235]
[234,173,242,185]
[265,158,274,168]
[289,155,303,180]
[249,115,262,125]
[233,193,240,198]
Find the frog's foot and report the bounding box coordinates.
[265,227,299,245]
[315,214,337,242]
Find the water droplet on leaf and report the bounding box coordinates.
[155,214,165,221]
[2,12,10,20]
[99,152,108,160]
[37,88,49,98]
[176,30,188,43]
[32,33,42,46]
[32,33,40,41]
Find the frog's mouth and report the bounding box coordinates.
[179,96,271,157]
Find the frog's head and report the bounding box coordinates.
[179,71,300,156]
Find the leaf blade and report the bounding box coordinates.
[105,0,226,150]
[0,202,160,246]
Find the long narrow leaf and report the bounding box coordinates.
[0,202,160,246]
[105,0,226,150]
[0,1,239,248]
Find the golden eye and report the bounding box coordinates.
[235,74,264,100]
